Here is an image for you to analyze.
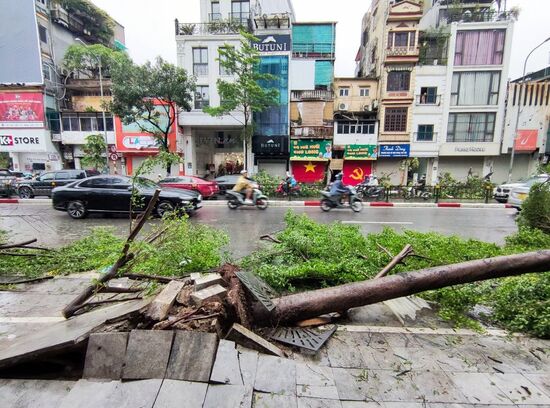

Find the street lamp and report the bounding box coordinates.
[507,36,550,183]
[74,38,110,174]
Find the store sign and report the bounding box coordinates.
[344,144,377,160]
[439,143,500,156]
[122,135,159,150]
[252,135,288,155]
[252,35,291,53]
[0,129,47,152]
[0,92,44,129]
[515,130,538,152]
[290,139,332,160]
[378,144,410,158]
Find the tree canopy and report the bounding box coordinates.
[62,43,130,78]
[80,134,107,171]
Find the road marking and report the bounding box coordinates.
[342,221,414,225]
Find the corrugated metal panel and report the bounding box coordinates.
[315,61,334,87]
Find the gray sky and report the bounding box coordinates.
[91,0,549,80]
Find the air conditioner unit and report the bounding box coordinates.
[363,104,371,112]
[339,103,348,111]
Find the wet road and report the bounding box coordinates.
[0,203,518,258]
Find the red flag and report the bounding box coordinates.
[342,160,373,186]
[292,160,327,183]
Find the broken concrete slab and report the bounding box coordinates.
[210,339,243,385]
[297,384,340,400]
[254,354,296,395]
[153,379,208,408]
[445,372,514,405]
[253,392,298,408]
[203,384,253,408]
[0,379,75,408]
[58,380,119,408]
[297,397,343,408]
[0,299,150,369]
[238,348,259,387]
[325,334,366,369]
[485,372,550,405]
[191,284,227,306]
[189,272,202,282]
[165,330,218,382]
[82,332,128,380]
[226,323,284,357]
[194,273,224,291]
[331,368,380,401]
[122,330,174,380]
[145,280,185,321]
[296,363,336,387]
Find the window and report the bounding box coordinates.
[451,72,500,106]
[339,87,349,97]
[417,125,434,141]
[62,114,80,131]
[55,172,71,180]
[61,113,113,132]
[387,71,410,92]
[193,48,208,76]
[388,31,415,48]
[210,1,221,21]
[337,121,375,134]
[79,114,99,132]
[97,115,114,132]
[219,47,231,76]
[384,108,407,132]
[42,63,52,81]
[40,173,54,181]
[359,87,370,97]
[38,25,47,43]
[419,87,438,104]
[195,86,210,109]
[454,30,506,66]
[447,113,496,142]
[231,0,250,23]
[47,111,60,133]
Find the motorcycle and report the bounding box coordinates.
[403,185,432,201]
[226,182,269,210]
[276,180,301,197]
[356,183,385,200]
[320,186,363,212]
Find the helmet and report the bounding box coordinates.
[240,170,248,175]
[335,173,343,180]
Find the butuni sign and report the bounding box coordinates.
[252,35,291,53]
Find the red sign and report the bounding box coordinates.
[514,130,538,152]
[0,92,44,129]
[292,160,326,183]
[342,160,373,186]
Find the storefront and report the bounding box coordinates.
[290,139,331,183]
[342,144,376,185]
[252,135,289,178]
[377,144,411,185]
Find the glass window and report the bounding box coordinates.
[195,86,210,109]
[42,63,51,81]
[211,1,221,21]
[55,172,71,180]
[454,30,506,66]
[419,87,438,104]
[387,71,410,92]
[417,125,434,141]
[47,111,60,133]
[193,48,208,76]
[79,114,98,132]
[339,87,349,97]
[451,72,500,106]
[38,25,47,43]
[231,0,250,23]
[40,173,54,181]
[384,108,407,132]
[219,47,232,76]
[97,114,114,132]
[359,87,370,97]
[447,113,496,142]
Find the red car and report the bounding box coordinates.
[159,176,220,198]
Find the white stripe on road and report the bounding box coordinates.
[342,221,414,225]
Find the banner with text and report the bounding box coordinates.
[290,139,332,160]
[378,144,410,158]
[344,144,377,160]
[0,92,44,129]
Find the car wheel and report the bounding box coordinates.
[18,187,33,199]
[156,200,175,217]
[351,199,363,212]
[256,199,268,210]
[67,200,87,219]
[320,199,332,212]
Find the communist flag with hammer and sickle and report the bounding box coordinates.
[342,161,373,186]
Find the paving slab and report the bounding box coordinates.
[58,379,119,408]
[486,372,550,405]
[475,336,547,374]
[165,330,218,382]
[0,292,78,317]
[146,280,185,321]
[194,274,225,290]
[446,372,514,405]
[105,379,162,408]
[210,339,242,384]
[203,384,253,408]
[383,332,422,349]
[122,329,174,380]
[153,379,208,408]
[523,373,550,397]
[297,384,340,400]
[345,303,403,326]
[332,367,380,401]
[82,332,128,379]
[296,362,336,387]
[390,346,440,372]
[0,379,74,408]
[191,284,227,306]
[254,354,296,395]
[253,392,298,408]
[238,348,259,387]
[325,334,366,369]
[297,397,343,408]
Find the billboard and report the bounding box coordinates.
[0,92,44,128]
[290,139,332,160]
[0,0,43,85]
[515,130,538,152]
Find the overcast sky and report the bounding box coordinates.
[91,0,549,80]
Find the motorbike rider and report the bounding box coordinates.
[414,174,427,196]
[283,172,297,195]
[233,169,254,205]
[329,173,350,203]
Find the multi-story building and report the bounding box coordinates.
[175,0,295,178]
[0,0,124,174]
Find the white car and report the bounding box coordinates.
[508,174,549,210]
[494,174,549,203]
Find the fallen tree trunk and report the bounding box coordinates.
[253,250,550,325]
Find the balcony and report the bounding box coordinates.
[175,18,251,36]
[291,90,334,101]
[415,94,442,106]
[291,126,333,139]
[65,78,112,90]
[439,9,515,27]
[293,43,335,59]
[209,13,222,22]
[386,46,419,57]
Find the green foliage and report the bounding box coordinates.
[109,57,195,151]
[253,170,322,198]
[0,153,10,169]
[504,226,550,251]
[62,44,130,78]
[54,0,114,45]
[80,134,107,171]
[517,181,550,233]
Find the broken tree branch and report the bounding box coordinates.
[124,273,183,283]
[376,242,393,258]
[260,234,282,244]
[72,296,143,314]
[0,276,54,285]
[0,252,55,258]
[375,244,414,279]
[99,286,143,294]
[0,239,37,250]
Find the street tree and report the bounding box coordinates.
[109,57,195,174]
[80,134,107,171]
[204,31,280,169]
[62,43,130,78]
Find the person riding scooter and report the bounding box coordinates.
[233,169,254,205]
[329,173,350,204]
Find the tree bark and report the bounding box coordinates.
[252,250,550,325]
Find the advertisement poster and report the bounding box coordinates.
[0,92,44,128]
[344,144,377,160]
[290,139,332,160]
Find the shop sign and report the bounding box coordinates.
[252,135,288,155]
[0,130,47,152]
[0,92,44,129]
[290,139,332,160]
[378,144,410,158]
[515,130,538,152]
[122,135,159,150]
[344,144,377,160]
[252,35,291,53]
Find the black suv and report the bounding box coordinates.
[17,169,98,199]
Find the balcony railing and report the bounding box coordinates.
[209,13,222,22]
[446,10,515,23]
[386,46,419,57]
[291,90,334,101]
[415,94,442,106]
[175,18,251,36]
[194,99,210,110]
[293,43,335,59]
[229,12,250,24]
[291,126,334,139]
[414,132,438,142]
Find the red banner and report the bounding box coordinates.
[292,160,326,183]
[515,130,538,152]
[0,92,44,129]
[342,160,373,186]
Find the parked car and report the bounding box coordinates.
[0,169,17,197]
[159,175,219,198]
[17,169,99,199]
[494,174,549,203]
[508,175,550,210]
[214,174,261,195]
[52,175,202,219]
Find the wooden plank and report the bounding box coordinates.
[145,280,185,321]
[122,330,174,380]
[153,379,208,408]
[210,340,243,385]
[0,299,151,370]
[82,332,128,380]
[165,330,218,382]
[226,323,284,357]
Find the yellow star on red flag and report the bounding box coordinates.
[304,161,317,173]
